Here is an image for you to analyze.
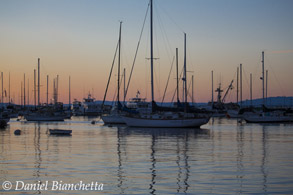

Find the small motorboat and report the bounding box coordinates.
[49,129,72,135]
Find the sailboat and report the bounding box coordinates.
[122,0,211,128]
[101,22,125,124]
[25,109,66,121]
[0,108,10,127]
[243,51,293,123]
[24,59,67,122]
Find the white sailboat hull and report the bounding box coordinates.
[122,116,210,128]
[101,115,125,124]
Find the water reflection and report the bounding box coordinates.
[261,125,268,193]
[0,118,292,194]
[117,127,126,194]
[116,127,210,194]
[33,123,42,194]
[236,123,244,194]
[149,133,156,194]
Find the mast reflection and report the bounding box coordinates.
[261,125,268,193]
[116,127,210,194]
[33,123,42,194]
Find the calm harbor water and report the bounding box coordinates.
[1,117,293,194]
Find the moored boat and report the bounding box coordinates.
[101,113,125,124]
[242,51,293,123]
[49,129,72,135]
[123,112,210,128]
[122,0,210,128]
[25,112,66,121]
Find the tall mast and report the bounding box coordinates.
[28,79,29,106]
[9,72,10,104]
[240,63,242,107]
[69,76,71,107]
[1,72,3,104]
[38,58,40,106]
[118,21,122,104]
[176,48,179,103]
[56,75,59,103]
[47,75,49,105]
[184,33,187,111]
[150,0,154,105]
[182,76,184,102]
[34,69,36,108]
[211,70,214,105]
[53,78,56,104]
[250,73,252,106]
[192,75,194,105]
[21,81,23,107]
[123,68,126,103]
[266,70,268,103]
[24,74,26,108]
[236,67,239,104]
[262,51,265,106]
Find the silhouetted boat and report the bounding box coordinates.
[24,103,67,121]
[242,52,293,123]
[122,0,210,128]
[49,129,72,135]
[101,22,125,124]
[83,93,102,116]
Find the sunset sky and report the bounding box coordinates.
[0,0,292,104]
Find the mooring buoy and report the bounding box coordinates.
[14,129,21,135]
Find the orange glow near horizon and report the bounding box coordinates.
[1,51,292,105]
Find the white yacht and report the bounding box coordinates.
[71,99,84,116]
[82,93,102,116]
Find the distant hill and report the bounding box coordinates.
[239,96,293,108]
[2,96,291,108]
[96,96,293,108]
